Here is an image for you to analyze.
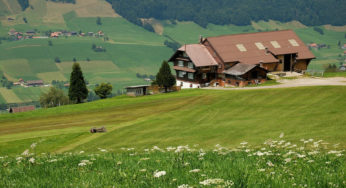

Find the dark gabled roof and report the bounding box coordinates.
[125,85,150,89]
[223,63,267,76]
[26,80,44,84]
[169,44,219,67]
[205,30,315,64]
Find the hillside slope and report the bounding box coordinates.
[0,0,345,105]
[0,86,345,155]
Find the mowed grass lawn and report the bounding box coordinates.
[0,86,345,156]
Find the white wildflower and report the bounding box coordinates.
[184,162,190,166]
[199,178,224,186]
[267,161,274,167]
[30,143,37,149]
[152,146,164,152]
[240,142,248,145]
[100,149,107,152]
[79,151,85,154]
[29,157,35,164]
[166,146,176,151]
[144,149,149,152]
[117,161,122,165]
[189,169,200,173]
[153,170,166,178]
[78,162,86,166]
[225,180,235,186]
[22,149,30,156]
[48,159,58,163]
[245,149,251,153]
[139,169,147,172]
[297,154,306,158]
[279,132,284,138]
[178,184,192,188]
[16,157,23,161]
[284,158,292,163]
[308,160,314,163]
[325,161,331,164]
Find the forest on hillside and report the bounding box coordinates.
[106,0,346,27]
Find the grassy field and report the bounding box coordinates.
[0,86,345,187]
[0,142,344,187]
[0,86,345,156]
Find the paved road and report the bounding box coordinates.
[204,77,346,90]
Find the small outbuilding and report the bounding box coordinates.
[9,105,35,113]
[125,85,150,97]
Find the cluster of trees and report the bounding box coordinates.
[0,75,13,89]
[40,63,113,108]
[92,44,106,52]
[136,73,155,80]
[48,0,76,4]
[17,0,29,11]
[106,0,346,27]
[313,27,324,35]
[51,80,68,89]
[164,40,180,51]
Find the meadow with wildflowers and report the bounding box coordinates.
[0,137,345,187]
[0,86,345,187]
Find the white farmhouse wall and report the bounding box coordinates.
[176,80,200,89]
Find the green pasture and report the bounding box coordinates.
[0,86,345,156]
[1,144,344,187]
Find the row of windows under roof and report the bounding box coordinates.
[236,39,300,52]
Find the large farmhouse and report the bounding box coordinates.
[169,30,315,88]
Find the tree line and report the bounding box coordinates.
[106,0,346,27]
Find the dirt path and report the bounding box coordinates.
[204,77,346,90]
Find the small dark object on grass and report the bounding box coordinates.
[90,126,107,133]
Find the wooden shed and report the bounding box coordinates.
[125,85,150,97]
[9,105,35,113]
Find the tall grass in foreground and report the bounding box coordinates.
[0,137,345,187]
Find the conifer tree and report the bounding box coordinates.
[68,63,88,103]
[156,61,176,92]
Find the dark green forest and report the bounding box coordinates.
[106,0,346,27]
[17,0,29,10]
[48,0,76,4]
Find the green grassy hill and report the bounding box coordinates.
[0,0,345,105]
[0,86,345,156]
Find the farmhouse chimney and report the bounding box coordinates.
[265,47,269,54]
[199,35,203,44]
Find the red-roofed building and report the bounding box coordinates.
[169,30,315,87]
[9,105,35,113]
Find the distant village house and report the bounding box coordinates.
[9,105,35,113]
[169,30,315,88]
[26,80,44,87]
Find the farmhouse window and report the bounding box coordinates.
[179,71,186,78]
[188,62,194,68]
[188,73,194,80]
[202,73,207,79]
[178,61,184,67]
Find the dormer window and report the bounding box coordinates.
[188,62,194,68]
[178,61,184,67]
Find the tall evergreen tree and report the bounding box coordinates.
[68,63,88,103]
[156,61,176,92]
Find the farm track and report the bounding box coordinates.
[205,77,346,90]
